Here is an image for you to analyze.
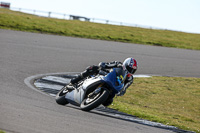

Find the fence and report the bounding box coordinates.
[8,7,161,30]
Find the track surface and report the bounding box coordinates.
[0,29,199,133]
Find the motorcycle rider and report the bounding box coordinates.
[67,57,138,106]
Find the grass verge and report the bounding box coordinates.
[0,8,200,50]
[109,76,200,133]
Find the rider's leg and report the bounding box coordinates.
[67,65,99,89]
[66,71,87,90]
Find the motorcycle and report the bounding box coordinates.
[55,67,126,111]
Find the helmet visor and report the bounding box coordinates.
[126,65,136,74]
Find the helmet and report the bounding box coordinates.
[123,57,137,75]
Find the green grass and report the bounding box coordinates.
[0,8,200,50]
[109,76,200,133]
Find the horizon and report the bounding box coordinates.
[1,0,200,34]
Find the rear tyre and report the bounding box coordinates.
[80,88,109,111]
[55,87,69,105]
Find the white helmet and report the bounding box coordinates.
[122,57,138,74]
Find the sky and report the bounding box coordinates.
[2,0,200,34]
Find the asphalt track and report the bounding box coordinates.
[0,29,199,133]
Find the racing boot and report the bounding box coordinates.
[66,66,98,90]
[66,74,84,90]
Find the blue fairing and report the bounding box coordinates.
[102,68,124,93]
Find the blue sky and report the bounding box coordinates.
[2,0,200,34]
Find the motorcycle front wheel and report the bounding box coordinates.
[80,88,109,111]
[55,87,69,105]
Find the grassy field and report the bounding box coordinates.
[109,76,200,133]
[0,8,200,50]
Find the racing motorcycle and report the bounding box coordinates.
[55,67,126,111]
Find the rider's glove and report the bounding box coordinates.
[117,62,122,67]
[113,61,122,67]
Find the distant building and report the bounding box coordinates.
[0,2,10,8]
[70,15,90,22]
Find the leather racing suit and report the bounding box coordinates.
[70,61,134,97]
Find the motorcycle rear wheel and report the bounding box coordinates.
[80,88,109,111]
[55,87,69,105]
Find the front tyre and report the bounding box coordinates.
[80,88,109,111]
[55,87,69,105]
